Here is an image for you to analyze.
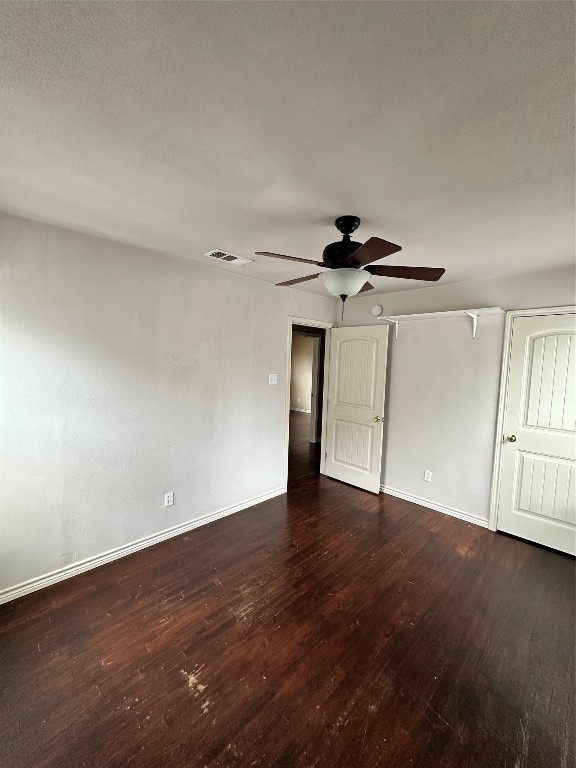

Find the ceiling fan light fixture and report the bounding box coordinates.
[319,268,369,299]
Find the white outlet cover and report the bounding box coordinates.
[268,373,278,385]
[424,471,432,482]
[164,492,174,506]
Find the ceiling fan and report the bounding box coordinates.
[256,215,445,301]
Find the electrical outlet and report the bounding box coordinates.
[424,470,432,482]
[164,491,174,507]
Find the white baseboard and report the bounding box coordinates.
[380,486,489,529]
[290,407,311,413]
[0,487,286,606]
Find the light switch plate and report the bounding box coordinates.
[268,373,278,385]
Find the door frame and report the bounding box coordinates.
[291,327,324,443]
[309,336,322,443]
[283,316,335,487]
[488,305,576,532]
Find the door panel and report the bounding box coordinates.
[336,338,378,408]
[496,313,576,554]
[333,420,373,471]
[525,332,575,430]
[324,326,389,493]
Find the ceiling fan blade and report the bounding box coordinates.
[276,273,321,287]
[347,237,402,267]
[256,251,323,266]
[365,265,445,281]
[359,282,375,292]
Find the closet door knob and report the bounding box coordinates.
[373,416,382,423]
[505,435,517,443]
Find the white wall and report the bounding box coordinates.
[290,335,314,411]
[0,212,336,600]
[381,313,505,523]
[341,266,575,525]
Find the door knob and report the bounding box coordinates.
[373,416,382,423]
[505,435,517,442]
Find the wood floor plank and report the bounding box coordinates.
[0,412,573,768]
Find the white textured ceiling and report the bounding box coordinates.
[0,1,574,296]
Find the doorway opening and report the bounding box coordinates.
[288,324,326,485]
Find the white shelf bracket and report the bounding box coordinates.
[465,311,478,339]
[378,316,400,339]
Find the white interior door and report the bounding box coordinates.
[323,325,389,493]
[496,312,576,554]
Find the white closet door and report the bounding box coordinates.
[496,312,576,554]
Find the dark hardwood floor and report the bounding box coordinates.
[1,411,574,768]
[287,409,321,486]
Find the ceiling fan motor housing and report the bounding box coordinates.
[322,238,363,268]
